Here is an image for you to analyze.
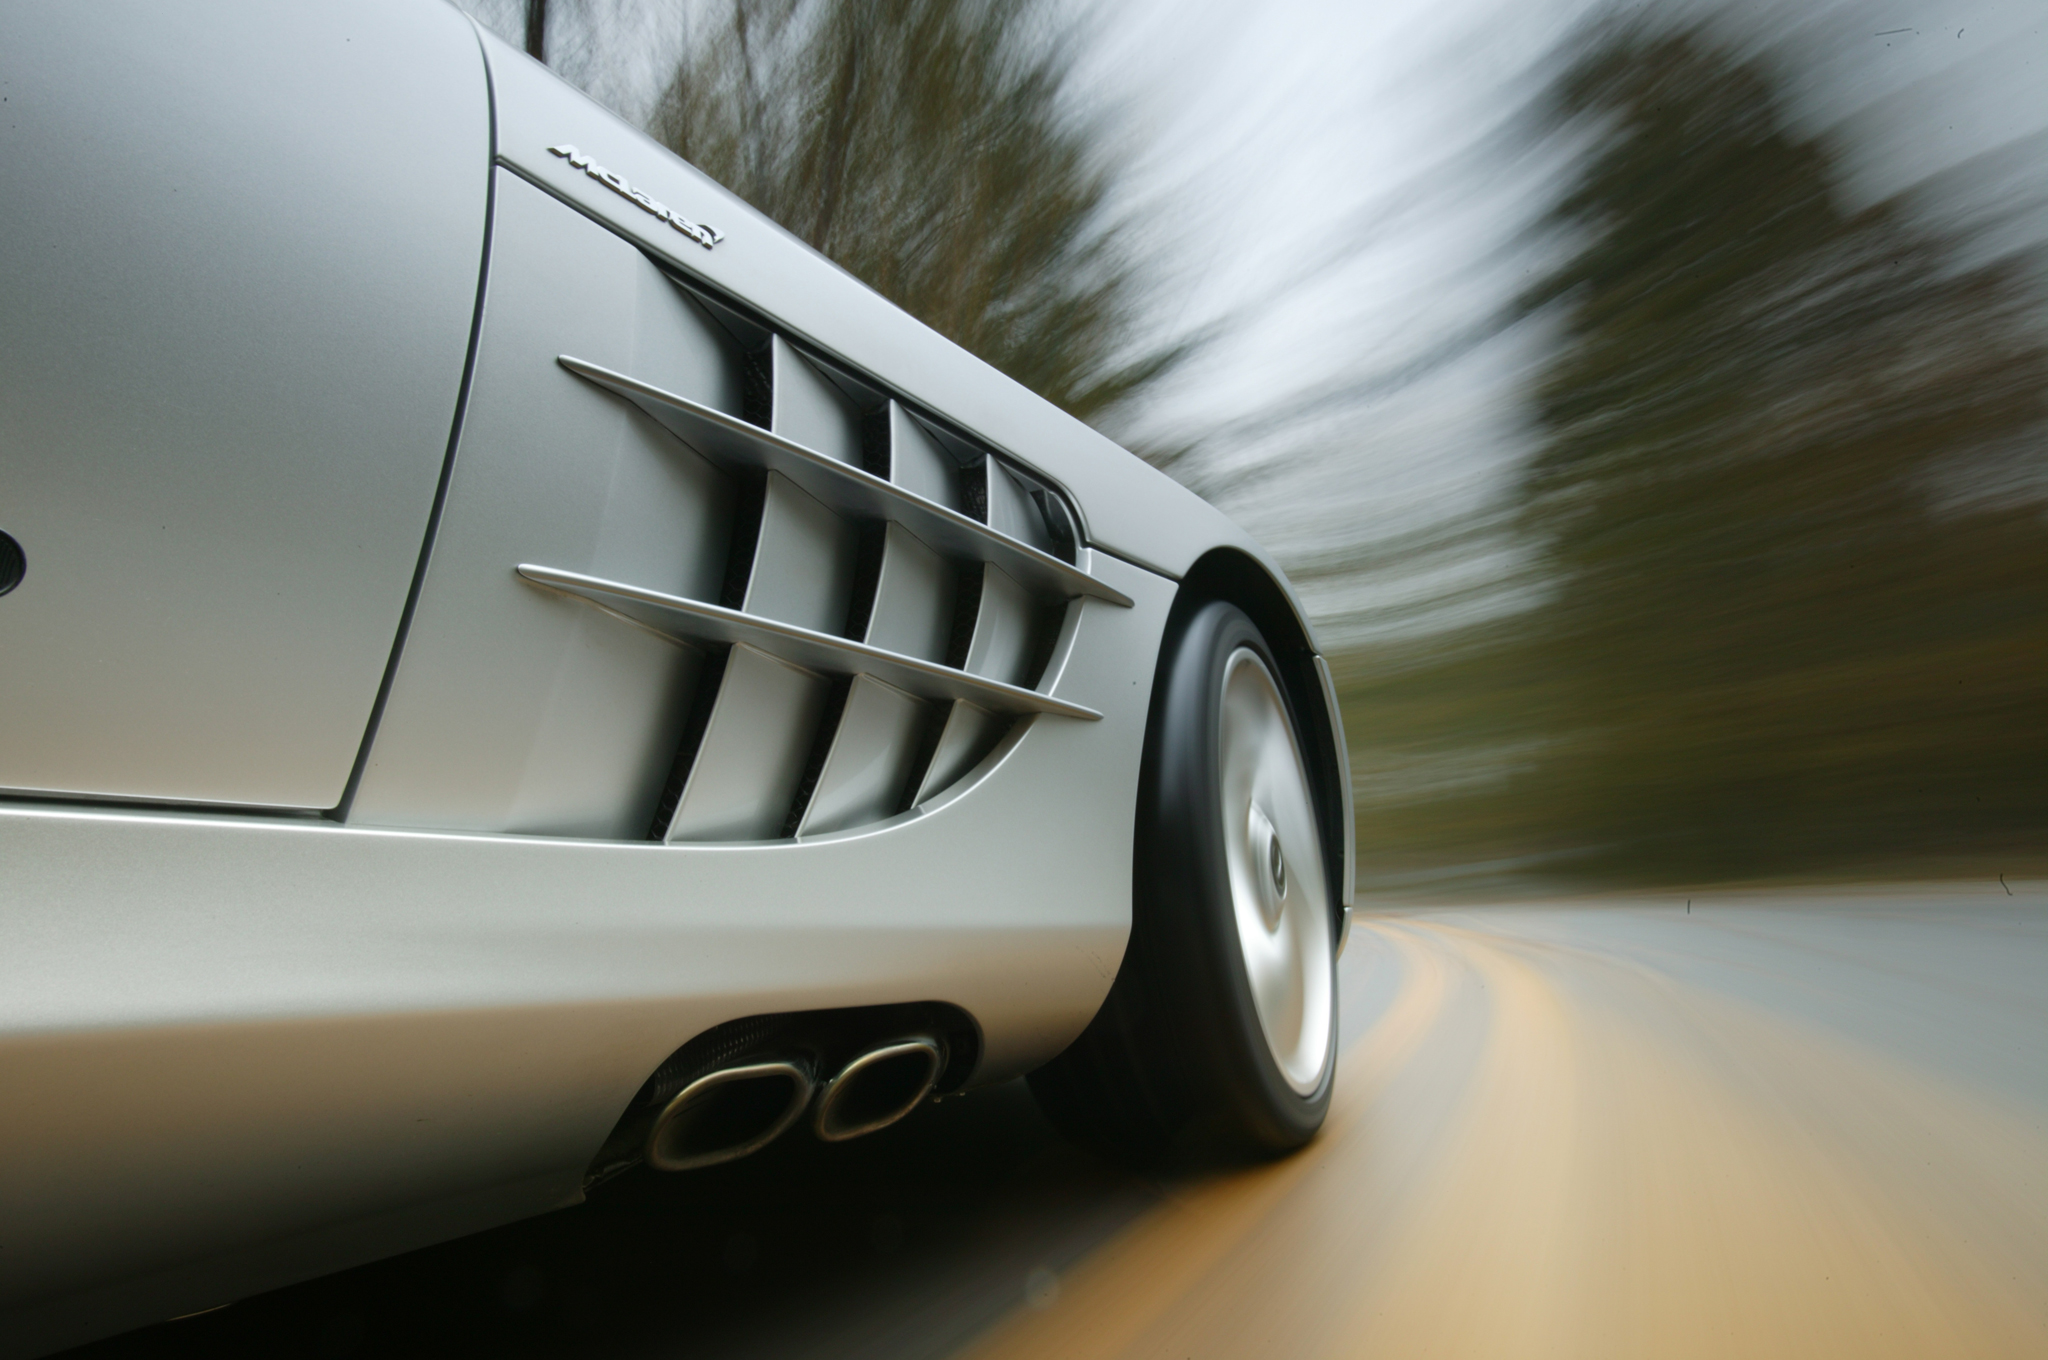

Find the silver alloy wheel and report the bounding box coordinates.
[1218,647,1334,1095]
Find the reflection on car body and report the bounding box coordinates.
[0,3,1349,1354]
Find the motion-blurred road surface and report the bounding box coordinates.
[79,885,2045,1359]
[969,885,2047,1359]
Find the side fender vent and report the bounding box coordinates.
[523,272,1129,844]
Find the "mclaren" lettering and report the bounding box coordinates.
[547,144,723,250]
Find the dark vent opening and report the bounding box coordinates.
[783,675,855,838]
[719,473,768,610]
[944,563,986,671]
[859,404,892,480]
[958,458,989,523]
[647,644,733,840]
[842,522,888,643]
[739,344,773,429]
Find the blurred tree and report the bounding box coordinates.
[1494,21,2048,879]
[524,0,547,61]
[649,0,1190,428]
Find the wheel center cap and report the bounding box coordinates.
[1248,805,1286,931]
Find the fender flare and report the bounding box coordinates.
[1157,549,1355,934]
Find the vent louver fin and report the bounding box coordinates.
[743,471,860,635]
[782,674,856,838]
[885,402,960,511]
[660,642,831,842]
[912,700,1009,807]
[517,565,1099,721]
[961,564,1042,688]
[861,522,953,663]
[647,645,729,840]
[770,335,877,467]
[794,673,931,835]
[557,356,1131,609]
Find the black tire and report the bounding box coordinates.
[1029,599,1338,1165]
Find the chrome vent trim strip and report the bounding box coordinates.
[557,356,1133,609]
[517,564,1101,721]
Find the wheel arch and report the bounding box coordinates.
[1161,549,1355,920]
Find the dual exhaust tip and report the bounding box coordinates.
[646,1036,944,1173]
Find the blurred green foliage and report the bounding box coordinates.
[1344,21,2048,887]
[649,0,1190,427]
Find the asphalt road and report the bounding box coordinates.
[72,883,2046,1359]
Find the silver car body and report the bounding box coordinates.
[0,4,1349,1352]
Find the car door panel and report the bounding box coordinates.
[0,0,489,808]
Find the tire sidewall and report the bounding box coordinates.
[1136,599,1335,1153]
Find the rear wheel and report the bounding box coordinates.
[1029,600,1337,1163]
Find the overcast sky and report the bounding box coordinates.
[1092,0,2045,646]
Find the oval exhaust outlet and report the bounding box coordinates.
[646,1060,813,1172]
[813,1037,943,1142]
